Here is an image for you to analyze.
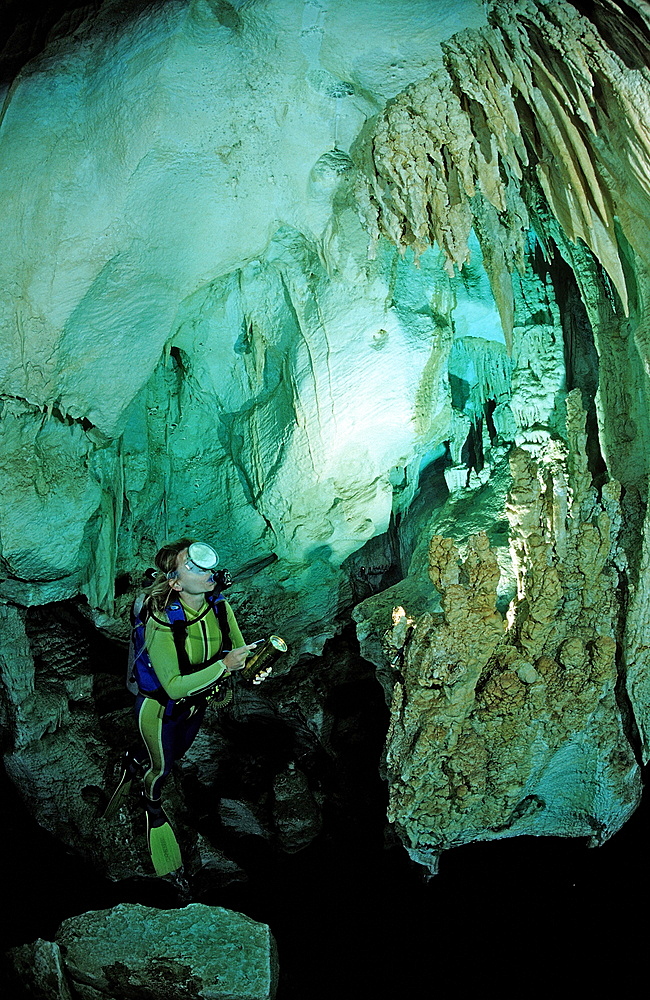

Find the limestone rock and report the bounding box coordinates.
[192,835,248,896]
[353,226,568,676]
[0,600,155,880]
[0,0,484,639]
[55,902,278,1000]
[359,0,650,336]
[218,798,273,841]
[382,392,641,871]
[6,938,73,1000]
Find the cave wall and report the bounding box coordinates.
[352,0,650,864]
[1,0,650,876]
[0,0,486,638]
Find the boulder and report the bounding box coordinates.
[55,902,278,1000]
[6,938,73,1000]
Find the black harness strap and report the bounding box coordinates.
[215,598,232,657]
[148,600,213,629]
[169,598,232,677]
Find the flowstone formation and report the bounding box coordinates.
[381,392,640,872]
[0,0,486,623]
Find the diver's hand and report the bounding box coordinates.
[223,644,257,671]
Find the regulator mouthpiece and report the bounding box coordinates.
[186,541,219,572]
[210,568,233,589]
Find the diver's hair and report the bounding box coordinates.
[143,537,196,614]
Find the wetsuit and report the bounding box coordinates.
[136,597,244,800]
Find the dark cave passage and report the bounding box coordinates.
[3,756,650,998]
[2,625,650,997]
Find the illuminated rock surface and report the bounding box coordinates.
[0,0,486,618]
[1,0,650,913]
[9,903,278,1000]
[374,392,640,872]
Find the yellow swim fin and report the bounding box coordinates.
[144,797,182,876]
[102,751,145,820]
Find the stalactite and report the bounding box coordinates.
[357,0,650,339]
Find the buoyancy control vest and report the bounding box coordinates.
[127,593,232,704]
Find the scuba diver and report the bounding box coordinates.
[103,537,257,877]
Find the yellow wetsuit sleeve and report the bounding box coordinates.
[145,601,245,700]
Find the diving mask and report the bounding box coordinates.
[184,541,219,574]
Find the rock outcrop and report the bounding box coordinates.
[379,391,641,871]
[8,903,278,1000]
